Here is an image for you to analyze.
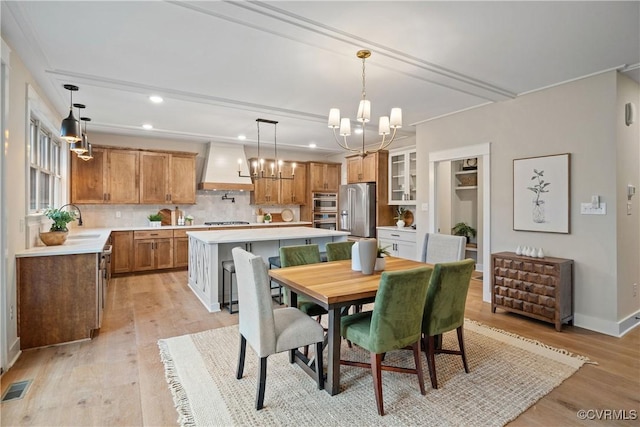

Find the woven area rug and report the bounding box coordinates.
[158,320,590,426]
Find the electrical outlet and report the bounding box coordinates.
[10,304,13,320]
[116,211,121,218]
[633,283,638,298]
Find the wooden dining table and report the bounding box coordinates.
[268,256,430,395]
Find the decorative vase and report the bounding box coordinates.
[396,219,405,229]
[351,242,361,271]
[358,238,377,275]
[39,231,68,246]
[256,215,264,223]
[537,248,545,258]
[374,257,386,271]
[515,245,522,255]
[532,200,545,223]
[148,220,162,228]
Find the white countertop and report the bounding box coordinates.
[15,222,313,258]
[188,226,349,244]
[377,226,417,233]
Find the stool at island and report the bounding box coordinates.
[268,256,283,305]
[221,260,238,314]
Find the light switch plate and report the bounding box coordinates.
[581,202,606,215]
[421,203,429,212]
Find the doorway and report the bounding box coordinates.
[428,143,491,302]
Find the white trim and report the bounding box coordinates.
[428,142,491,302]
[518,65,624,96]
[618,310,640,337]
[0,37,10,374]
[573,313,620,337]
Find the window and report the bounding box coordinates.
[28,118,61,212]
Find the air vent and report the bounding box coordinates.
[1,380,31,402]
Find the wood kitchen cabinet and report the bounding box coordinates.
[308,162,340,192]
[133,230,174,271]
[111,231,134,274]
[140,152,195,204]
[347,152,378,184]
[17,253,102,349]
[250,159,307,205]
[279,161,307,205]
[71,147,139,204]
[174,227,208,268]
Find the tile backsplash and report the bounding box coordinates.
[71,191,301,229]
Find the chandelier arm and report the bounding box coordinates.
[373,128,398,153]
[331,128,363,154]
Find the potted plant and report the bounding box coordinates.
[148,213,163,228]
[40,207,76,246]
[375,244,391,271]
[263,212,272,224]
[451,222,476,243]
[185,214,194,226]
[394,207,407,228]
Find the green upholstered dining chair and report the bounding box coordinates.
[421,258,475,389]
[279,244,328,318]
[340,266,433,416]
[232,247,324,410]
[325,241,355,261]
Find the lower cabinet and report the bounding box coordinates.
[111,231,134,274]
[134,230,174,271]
[377,227,417,260]
[17,253,102,349]
[174,228,209,268]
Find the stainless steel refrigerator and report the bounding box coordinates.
[338,183,376,237]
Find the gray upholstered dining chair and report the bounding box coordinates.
[421,233,466,264]
[232,247,324,410]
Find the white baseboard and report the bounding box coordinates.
[574,310,640,337]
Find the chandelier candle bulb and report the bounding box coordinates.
[292,162,296,175]
[339,118,351,136]
[328,108,341,128]
[237,158,242,172]
[357,99,371,122]
[379,116,390,135]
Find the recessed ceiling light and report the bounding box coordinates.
[238,135,247,140]
[149,95,163,103]
[142,124,153,130]
[309,143,317,148]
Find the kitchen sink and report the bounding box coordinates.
[67,234,101,240]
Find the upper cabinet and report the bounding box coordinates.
[309,162,340,193]
[71,147,139,204]
[71,146,195,205]
[249,159,308,205]
[388,148,417,205]
[346,155,378,183]
[140,152,196,204]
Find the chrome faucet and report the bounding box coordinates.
[58,204,83,226]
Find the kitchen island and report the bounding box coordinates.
[187,227,349,312]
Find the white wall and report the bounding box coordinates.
[416,71,639,335]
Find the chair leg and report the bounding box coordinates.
[256,356,267,410]
[412,341,426,395]
[371,352,384,416]
[315,341,324,390]
[457,326,469,373]
[427,335,438,389]
[289,349,295,363]
[236,335,246,379]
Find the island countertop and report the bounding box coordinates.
[187,226,349,244]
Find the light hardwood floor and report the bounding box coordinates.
[1,270,638,426]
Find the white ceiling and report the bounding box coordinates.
[2,1,639,155]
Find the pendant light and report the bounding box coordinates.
[70,103,88,154]
[60,84,82,143]
[237,118,294,181]
[77,117,93,161]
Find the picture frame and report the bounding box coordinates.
[513,153,570,233]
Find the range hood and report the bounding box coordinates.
[198,142,254,191]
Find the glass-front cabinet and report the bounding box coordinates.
[388,148,416,205]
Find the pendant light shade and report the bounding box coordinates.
[78,117,93,161]
[70,103,87,154]
[60,84,82,143]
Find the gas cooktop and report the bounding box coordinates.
[204,221,251,226]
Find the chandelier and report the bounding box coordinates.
[238,118,295,180]
[328,50,402,157]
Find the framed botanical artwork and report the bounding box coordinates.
[513,153,570,233]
